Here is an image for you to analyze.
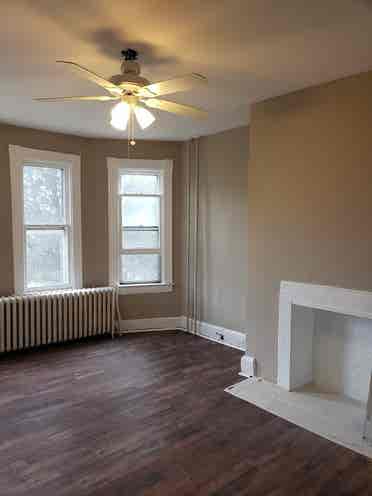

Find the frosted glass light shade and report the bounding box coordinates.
[134,106,155,129]
[110,101,130,130]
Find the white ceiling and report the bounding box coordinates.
[2,0,372,140]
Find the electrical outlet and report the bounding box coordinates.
[216,331,224,341]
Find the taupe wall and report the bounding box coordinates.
[248,70,372,381]
[198,127,249,332]
[0,123,184,319]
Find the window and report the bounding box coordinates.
[108,159,173,295]
[9,146,82,293]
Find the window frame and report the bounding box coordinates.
[9,145,82,294]
[107,158,173,295]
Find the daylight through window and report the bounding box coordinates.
[120,173,161,284]
[23,165,69,289]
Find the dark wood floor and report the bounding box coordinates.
[1,331,371,496]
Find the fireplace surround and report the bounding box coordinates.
[277,281,372,391]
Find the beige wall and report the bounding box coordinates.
[0,123,184,319]
[198,126,249,332]
[248,70,372,381]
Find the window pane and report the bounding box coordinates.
[26,229,68,288]
[122,228,159,249]
[121,254,160,283]
[23,165,65,225]
[122,196,159,227]
[120,174,159,195]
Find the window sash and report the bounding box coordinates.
[23,164,67,226]
[24,225,71,290]
[119,170,161,195]
[121,227,160,255]
[120,253,162,284]
[121,226,160,244]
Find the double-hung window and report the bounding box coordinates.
[9,146,82,294]
[108,159,173,294]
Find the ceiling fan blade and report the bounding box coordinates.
[34,95,119,102]
[143,99,207,118]
[56,60,122,96]
[138,73,207,97]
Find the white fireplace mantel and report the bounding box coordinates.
[277,281,372,390]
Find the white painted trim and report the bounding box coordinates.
[70,155,83,290]
[277,280,372,391]
[120,316,184,332]
[9,146,23,295]
[107,158,173,294]
[8,145,82,294]
[280,281,372,320]
[118,315,249,363]
[118,315,247,352]
[107,161,120,288]
[181,318,246,351]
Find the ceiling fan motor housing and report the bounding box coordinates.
[121,59,140,76]
[109,49,150,90]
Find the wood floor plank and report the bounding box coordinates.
[0,331,371,495]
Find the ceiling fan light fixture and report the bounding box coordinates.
[134,105,155,129]
[110,101,130,130]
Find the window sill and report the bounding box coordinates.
[118,283,174,295]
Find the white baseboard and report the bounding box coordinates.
[119,316,184,333]
[180,317,246,351]
[119,315,249,354]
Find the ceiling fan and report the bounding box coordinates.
[35,49,208,145]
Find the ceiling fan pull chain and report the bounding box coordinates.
[129,108,136,148]
[126,107,136,157]
[127,128,130,158]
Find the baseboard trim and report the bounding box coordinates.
[119,316,185,333]
[180,317,246,351]
[119,316,248,353]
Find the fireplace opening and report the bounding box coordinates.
[312,309,372,404]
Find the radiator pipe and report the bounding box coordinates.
[185,138,200,336]
[193,139,200,335]
[186,142,192,334]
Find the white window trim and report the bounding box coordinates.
[9,145,82,295]
[107,158,173,295]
